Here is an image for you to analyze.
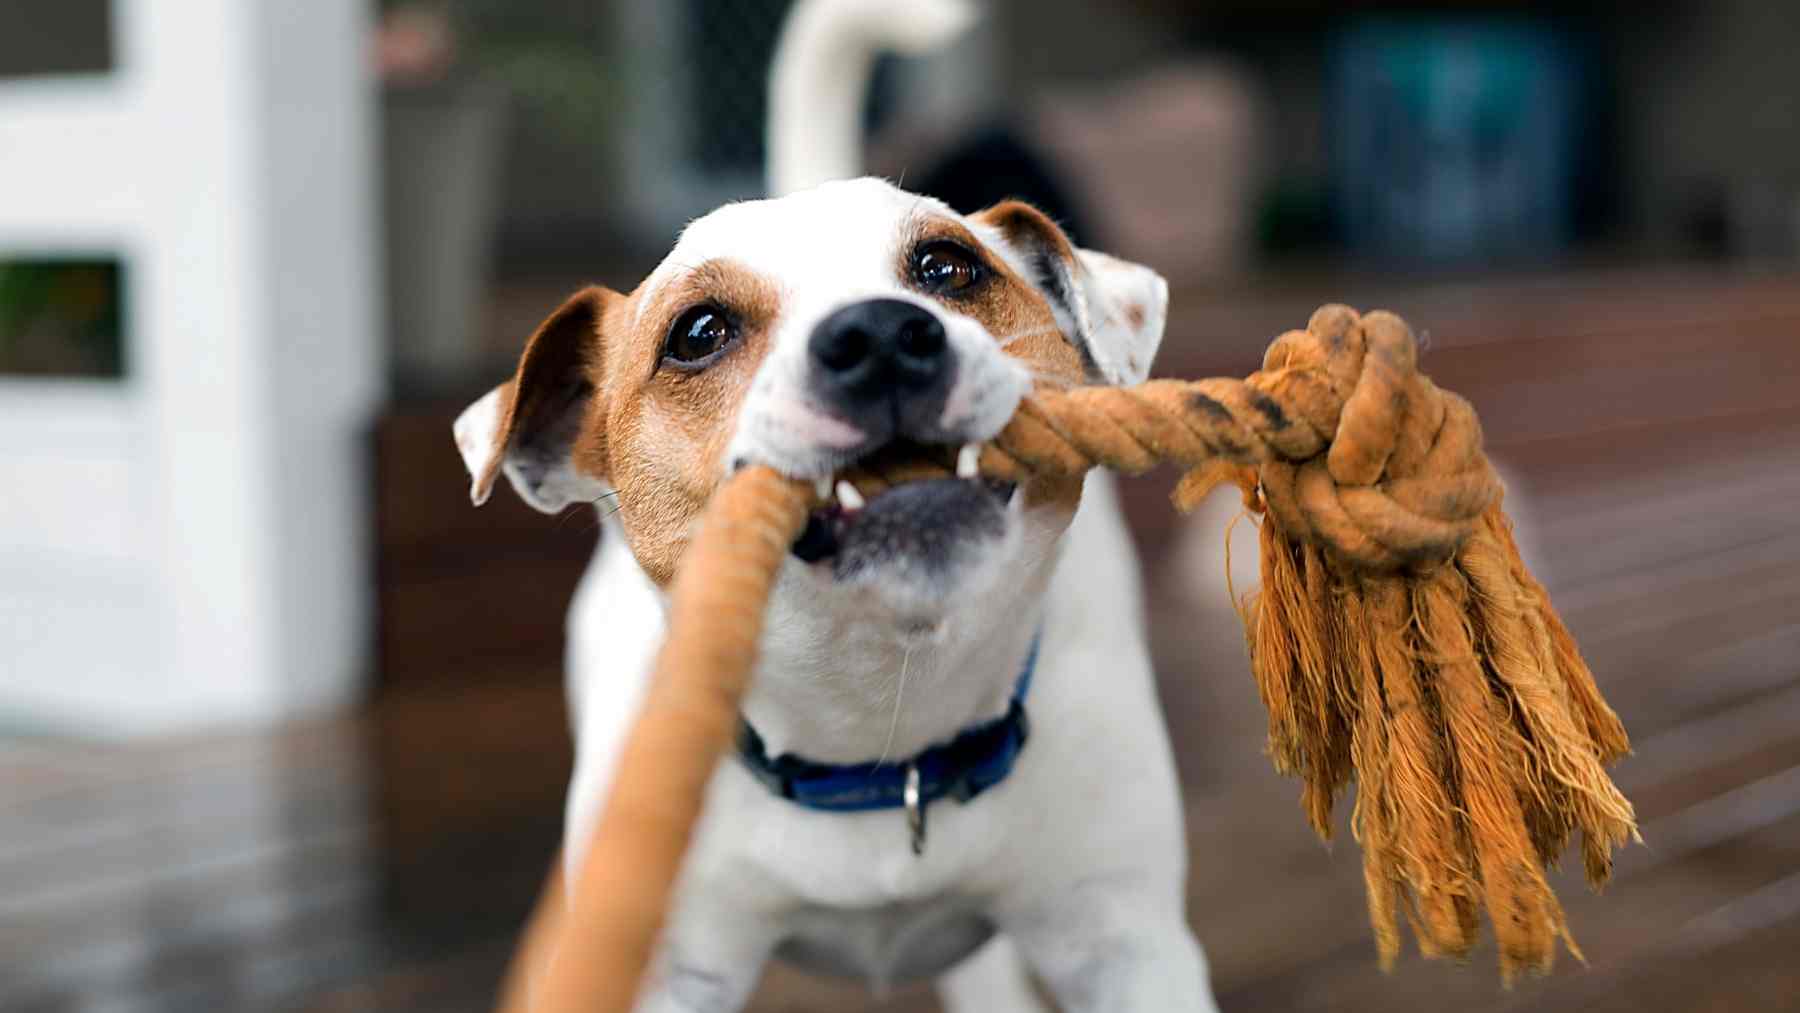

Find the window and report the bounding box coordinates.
[0,257,126,378]
[0,1,113,79]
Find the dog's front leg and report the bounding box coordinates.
[1002,878,1218,1013]
[631,895,779,1013]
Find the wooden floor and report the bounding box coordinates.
[4,267,1798,1011]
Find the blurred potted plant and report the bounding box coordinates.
[377,2,622,386]
[377,3,507,386]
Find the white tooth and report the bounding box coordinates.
[835,480,866,511]
[814,474,833,501]
[957,443,981,479]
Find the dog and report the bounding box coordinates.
[454,4,1217,1010]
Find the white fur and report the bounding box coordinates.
[1074,249,1169,386]
[767,0,979,196]
[453,386,503,506]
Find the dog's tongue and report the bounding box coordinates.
[830,478,1006,580]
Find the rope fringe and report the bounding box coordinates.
[973,306,1639,974]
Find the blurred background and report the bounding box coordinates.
[3,0,1798,1009]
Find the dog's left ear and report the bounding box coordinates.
[973,200,1168,386]
[453,286,614,511]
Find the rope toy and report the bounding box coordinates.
[496,305,1637,1011]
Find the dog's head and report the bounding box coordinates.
[456,178,1165,633]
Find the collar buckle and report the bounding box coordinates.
[904,762,927,855]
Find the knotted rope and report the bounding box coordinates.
[983,304,1495,570]
[497,306,1637,1012]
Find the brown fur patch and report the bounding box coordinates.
[603,259,784,583]
[930,206,1089,510]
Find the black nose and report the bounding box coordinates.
[809,298,952,439]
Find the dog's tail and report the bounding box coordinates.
[766,0,977,197]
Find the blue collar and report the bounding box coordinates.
[734,633,1040,854]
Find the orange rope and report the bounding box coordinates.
[497,466,809,1012]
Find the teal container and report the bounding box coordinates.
[1333,19,1587,264]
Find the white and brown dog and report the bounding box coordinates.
[454,3,1216,1010]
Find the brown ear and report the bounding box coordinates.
[453,286,614,512]
[974,200,1167,386]
[974,200,1083,322]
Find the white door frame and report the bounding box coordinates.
[0,0,382,736]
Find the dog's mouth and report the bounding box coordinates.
[790,439,1018,576]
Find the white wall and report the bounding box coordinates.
[0,0,381,736]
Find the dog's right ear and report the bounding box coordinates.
[453,286,614,512]
[973,200,1168,387]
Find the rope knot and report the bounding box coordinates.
[985,304,1499,573]
[1245,305,1499,571]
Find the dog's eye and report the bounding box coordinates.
[663,305,738,367]
[912,240,987,297]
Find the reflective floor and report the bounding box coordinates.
[5,267,1798,1011]
[0,681,564,1013]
